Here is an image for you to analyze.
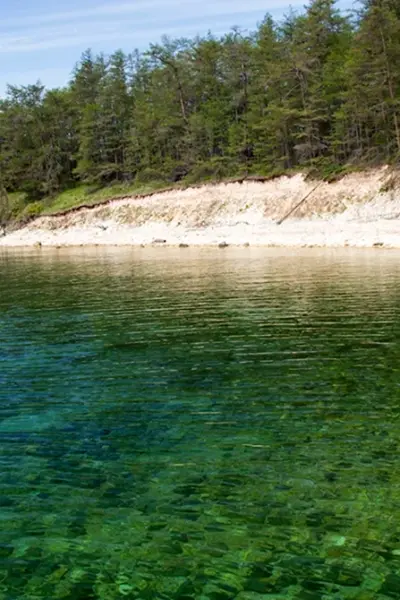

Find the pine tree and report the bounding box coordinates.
[0,83,47,197]
[94,51,132,182]
[282,0,351,165]
[144,37,196,177]
[338,0,400,161]
[2,2,400,209]
[248,15,296,171]
[186,34,232,176]
[222,29,254,172]
[71,51,107,183]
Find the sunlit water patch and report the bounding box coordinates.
[1,247,400,600]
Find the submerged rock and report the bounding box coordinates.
[379,573,400,597]
[0,409,64,433]
[0,543,13,558]
[218,241,229,248]
[327,563,362,587]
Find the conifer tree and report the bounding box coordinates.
[1,1,400,208]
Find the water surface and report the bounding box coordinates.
[1,247,400,600]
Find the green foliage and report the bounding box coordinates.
[184,158,235,184]
[0,188,11,225]
[40,181,171,215]
[2,0,400,216]
[135,168,167,185]
[41,186,94,213]
[19,201,44,220]
[8,192,28,217]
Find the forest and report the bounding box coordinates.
[0,0,399,220]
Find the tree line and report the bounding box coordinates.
[1,0,399,211]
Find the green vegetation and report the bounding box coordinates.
[1,0,400,221]
[4,182,175,223]
[40,182,171,215]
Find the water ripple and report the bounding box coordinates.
[1,247,400,599]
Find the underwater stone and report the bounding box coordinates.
[67,519,86,537]
[379,574,400,597]
[327,564,363,587]
[237,594,287,600]
[0,496,14,507]
[305,510,336,528]
[0,543,13,558]
[296,590,324,600]
[119,583,134,595]
[202,581,241,600]
[279,556,325,579]
[326,534,346,547]
[156,576,191,596]
[301,578,328,592]
[244,563,276,594]
[324,471,338,482]
[69,581,96,599]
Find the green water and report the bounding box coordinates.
[1,247,400,600]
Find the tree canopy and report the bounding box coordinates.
[1,0,399,212]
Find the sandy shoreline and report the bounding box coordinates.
[2,168,400,248]
[1,218,399,248]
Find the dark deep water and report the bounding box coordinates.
[1,246,400,600]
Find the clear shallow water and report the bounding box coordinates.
[1,247,400,600]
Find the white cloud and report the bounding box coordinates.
[1,0,329,94]
[1,0,304,29]
[0,0,308,54]
[1,1,167,28]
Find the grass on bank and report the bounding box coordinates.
[5,162,364,225]
[8,180,171,223]
[42,181,171,214]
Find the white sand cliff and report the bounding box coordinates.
[2,167,400,248]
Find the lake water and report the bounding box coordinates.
[1,247,400,600]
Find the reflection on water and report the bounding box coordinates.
[1,247,400,600]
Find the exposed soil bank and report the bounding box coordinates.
[2,167,400,248]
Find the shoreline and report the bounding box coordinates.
[1,218,400,249]
[2,168,400,249]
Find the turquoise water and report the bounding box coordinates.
[1,247,400,600]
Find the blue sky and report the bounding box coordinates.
[0,0,355,96]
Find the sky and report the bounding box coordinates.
[0,0,355,97]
